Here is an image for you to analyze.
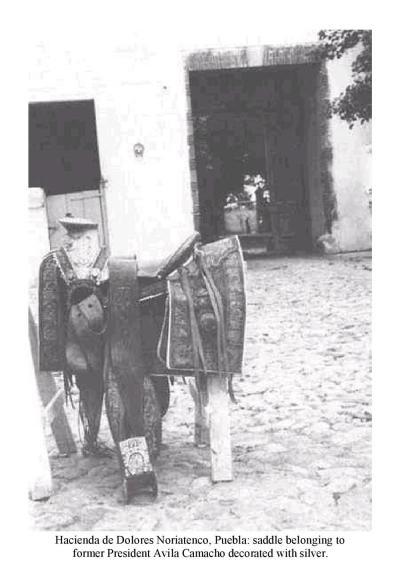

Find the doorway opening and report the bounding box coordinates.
[29,99,109,249]
[189,65,316,253]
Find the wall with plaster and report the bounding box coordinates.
[29,44,194,262]
[29,34,371,258]
[326,50,372,251]
[28,188,50,287]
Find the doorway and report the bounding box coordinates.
[189,66,313,253]
[29,99,109,248]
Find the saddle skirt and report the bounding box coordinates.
[38,251,66,372]
[158,236,246,375]
[38,247,108,373]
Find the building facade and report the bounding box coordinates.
[29,35,371,263]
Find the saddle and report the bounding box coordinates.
[39,231,246,381]
[38,230,246,500]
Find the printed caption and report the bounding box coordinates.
[55,533,346,559]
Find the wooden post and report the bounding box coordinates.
[207,374,233,482]
[29,309,76,456]
[28,360,53,501]
[189,380,209,447]
[28,320,53,501]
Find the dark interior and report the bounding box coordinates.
[29,99,101,196]
[189,65,314,251]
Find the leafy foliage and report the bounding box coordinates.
[318,30,372,128]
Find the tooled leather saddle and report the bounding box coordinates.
[39,231,246,398]
[38,232,246,499]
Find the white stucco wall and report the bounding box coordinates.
[28,188,50,287]
[29,33,371,258]
[327,50,372,251]
[29,44,194,262]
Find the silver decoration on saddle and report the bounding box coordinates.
[119,436,153,477]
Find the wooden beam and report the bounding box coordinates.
[44,388,65,425]
[189,380,209,447]
[29,387,53,501]
[29,309,77,455]
[28,327,53,501]
[207,375,233,482]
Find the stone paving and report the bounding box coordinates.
[30,252,372,531]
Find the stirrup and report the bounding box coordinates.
[119,436,158,503]
[123,472,158,503]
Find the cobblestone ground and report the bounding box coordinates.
[31,252,371,531]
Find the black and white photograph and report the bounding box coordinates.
[23,11,375,547]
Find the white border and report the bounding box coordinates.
[3,1,391,584]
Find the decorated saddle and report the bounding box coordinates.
[38,243,162,498]
[39,233,246,382]
[38,225,246,501]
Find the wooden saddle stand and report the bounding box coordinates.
[38,230,246,503]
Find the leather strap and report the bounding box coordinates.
[55,246,107,285]
[108,257,145,437]
[196,249,229,374]
[54,248,77,285]
[179,266,207,394]
[161,236,245,375]
[93,246,108,272]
